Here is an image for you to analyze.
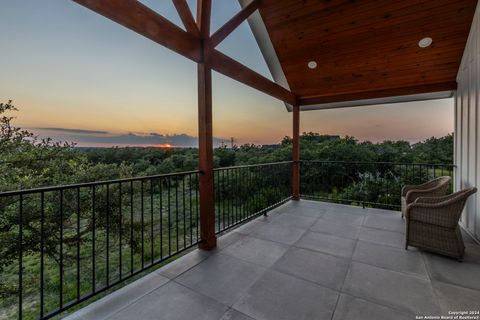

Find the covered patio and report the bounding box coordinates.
[4,0,480,319]
[66,200,480,320]
[68,0,480,250]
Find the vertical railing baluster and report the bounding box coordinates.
[140,181,144,269]
[76,187,81,300]
[167,178,171,256]
[160,178,163,258]
[40,192,44,317]
[119,183,122,280]
[222,170,225,229]
[60,189,64,308]
[150,179,154,264]
[237,168,241,221]
[216,171,220,231]
[227,170,231,226]
[18,194,23,320]
[175,175,179,251]
[130,181,134,274]
[189,174,193,246]
[182,175,186,247]
[196,174,200,241]
[92,186,96,292]
[106,184,110,286]
[247,167,251,217]
[235,168,239,222]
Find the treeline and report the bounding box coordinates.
[77,131,453,175]
[0,101,453,193]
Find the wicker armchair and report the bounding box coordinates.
[405,187,477,260]
[401,176,451,218]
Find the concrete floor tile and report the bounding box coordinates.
[353,241,427,278]
[358,227,405,249]
[363,212,405,233]
[295,231,356,258]
[332,294,411,320]
[432,281,480,314]
[65,272,170,320]
[176,253,266,306]
[221,236,289,267]
[273,247,349,290]
[107,282,228,320]
[424,245,480,291]
[251,223,306,245]
[343,262,439,315]
[310,219,361,240]
[271,212,318,229]
[157,249,212,279]
[234,270,338,320]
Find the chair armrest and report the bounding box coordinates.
[401,176,451,197]
[401,183,428,196]
[405,187,446,204]
[406,202,461,229]
[414,193,461,204]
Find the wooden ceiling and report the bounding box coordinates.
[257,0,478,105]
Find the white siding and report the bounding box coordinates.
[455,2,480,240]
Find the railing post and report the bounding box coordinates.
[292,104,300,200]
[197,0,216,250]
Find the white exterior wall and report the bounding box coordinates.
[455,2,480,240]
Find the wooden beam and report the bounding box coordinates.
[72,0,201,62]
[298,82,457,106]
[196,0,216,250]
[292,105,300,200]
[197,62,216,250]
[209,0,260,48]
[209,49,297,105]
[172,0,200,37]
[197,0,212,40]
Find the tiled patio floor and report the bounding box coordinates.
[65,200,480,320]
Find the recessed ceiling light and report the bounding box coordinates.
[308,61,317,69]
[418,37,433,48]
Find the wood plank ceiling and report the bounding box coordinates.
[257,0,478,105]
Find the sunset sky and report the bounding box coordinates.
[0,0,454,147]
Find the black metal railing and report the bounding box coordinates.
[0,171,200,320]
[1,160,457,319]
[301,160,455,209]
[214,161,292,233]
[1,162,294,320]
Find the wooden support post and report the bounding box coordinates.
[292,105,300,200]
[197,0,216,250]
[197,62,216,249]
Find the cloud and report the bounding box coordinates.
[32,128,224,148]
[37,127,109,135]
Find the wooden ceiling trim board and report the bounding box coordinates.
[299,82,457,106]
[300,91,455,111]
[72,0,201,62]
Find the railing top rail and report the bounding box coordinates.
[301,160,455,167]
[214,161,293,171]
[0,170,201,197]
[1,160,455,197]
